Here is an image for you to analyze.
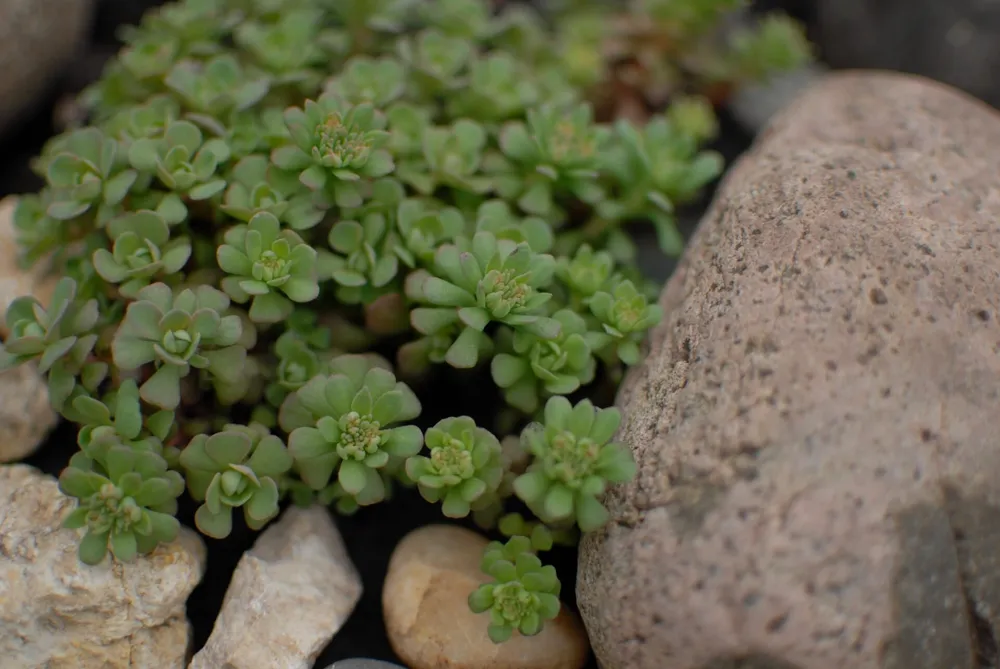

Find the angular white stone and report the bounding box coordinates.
[189,505,362,669]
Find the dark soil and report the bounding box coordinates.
[2,1,756,666]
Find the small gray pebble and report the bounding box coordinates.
[324,660,406,669]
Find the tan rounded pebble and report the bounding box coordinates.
[383,524,589,669]
[0,196,59,339]
[0,362,58,463]
[577,70,1000,669]
[0,194,64,464]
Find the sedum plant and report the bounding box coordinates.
[111,282,248,409]
[0,0,811,646]
[406,416,504,518]
[284,355,424,505]
[217,210,320,322]
[180,422,293,537]
[0,277,101,411]
[513,397,637,532]
[93,210,193,298]
[468,535,562,643]
[59,444,185,565]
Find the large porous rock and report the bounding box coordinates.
[0,0,95,133]
[577,70,1000,669]
[813,0,1000,110]
[384,524,590,669]
[0,464,206,668]
[189,505,363,669]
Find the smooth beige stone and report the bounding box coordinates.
[0,362,57,463]
[0,196,59,339]
[383,524,589,669]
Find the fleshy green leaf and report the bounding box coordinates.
[338,459,368,495]
[195,503,233,539]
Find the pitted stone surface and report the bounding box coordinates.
[577,71,1000,669]
[0,464,206,668]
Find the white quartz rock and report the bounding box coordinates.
[189,505,363,669]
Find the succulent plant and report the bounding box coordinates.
[326,213,400,303]
[264,330,324,407]
[398,29,473,93]
[217,211,320,323]
[59,445,184,564]
[468,535,562,642]
[164,53,271,117]
[589,278,663,365]
[599,110,724,253]
[272,94,394,208]
[496,103,608,216]
[69,379,178,465]
[474,199,553,254]
[7,0,812,645]
[284,355,423,505]
[555,243,614,301]
[92,210,192,298]
[405,231,559,368]
[447,52,540,122]
[391,198,465,267]
[399,119,492,195]
[111,282,247,409]
[513,397,636,531]
[405,416,504,518]
[43,128,138,224]
[491,309,601,414]
[234,8,328,84]
[497,512,578,550]
[0,277,101,409]
[221,153,327,230]
[10,193,66,267]
[127,119,230,200]
[179,423,294,537]
[323,56,407,107]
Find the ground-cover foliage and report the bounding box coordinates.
[0,0,809,644]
